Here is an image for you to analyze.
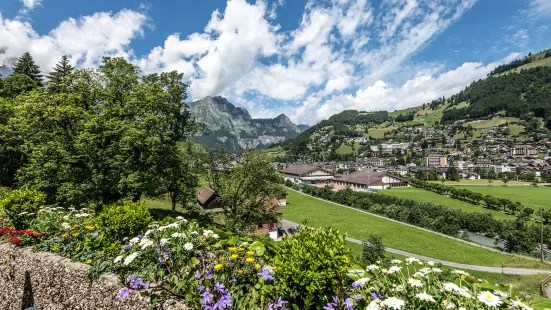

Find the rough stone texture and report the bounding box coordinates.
[0,244,187,310]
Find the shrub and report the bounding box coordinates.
[0,188,46,229]
[96,201,153,243]
[361,234,385,265]
[271,227,351,309]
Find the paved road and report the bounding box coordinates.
[282,219,551,276]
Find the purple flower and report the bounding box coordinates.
[324,296,339,310]
[371,292,382,301]
[344,298,354,310]
[354,295,363,301]
[351,280,363,288]
[257,267,274,281]
[118,288,131,299]
[201,283,232,310]
[267,297,288,310]
[92,232,99,237]
[137,234,143,239]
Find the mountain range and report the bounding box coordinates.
[188,96,307,152]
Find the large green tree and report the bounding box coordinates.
[9,57,197,207]
[46,55,74,91]
[13,52,43,86]
[206,150,283,233]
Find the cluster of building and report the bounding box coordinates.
[278,164,410,191]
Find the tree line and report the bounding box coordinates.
[293,184,551,255]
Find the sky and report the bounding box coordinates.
[0,0,550,125]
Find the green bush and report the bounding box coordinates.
[0,188,46,228]
[96,201,153,243]
[271,227,351,309]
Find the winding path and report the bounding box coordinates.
[282,189,551,276]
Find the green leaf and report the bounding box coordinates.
[249,241,265,256]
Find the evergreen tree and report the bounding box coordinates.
[46,55,74,90]
[13,52,43,86]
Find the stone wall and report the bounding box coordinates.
[0,243,186,310]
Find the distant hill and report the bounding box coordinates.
[188,96,307,152]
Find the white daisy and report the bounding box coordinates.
[61,222,71,230]
[183,242,193,250]
[366,300,381,310]
[408,278,423,288]
[381,297,405,309]
[387,266,402,274]
[171,232,183,238]
[114,255,123,263]
[390,259,402,264]
[366,264,380,271]
[415,292,435,302]
[406,257,420,264]
[453,269,469,276]
[477,291,502,308]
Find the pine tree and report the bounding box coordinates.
[13,52,43,86]
[46,55,74,90]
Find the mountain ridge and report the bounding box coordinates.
[187,96,307,152]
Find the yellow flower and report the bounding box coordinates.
[230,254,238,260]
[219,257,225,262]
[86,259,93,264]
[254,264,261,270]
[75,247,80,252]
[61,233,68,238]
[238,269,244,275]
[237,247,244,252]
[245,257,255,263]
[83,221,91,225]
[71,233,79,237]
[66,254,70,258]
[246,251,255,256]
[51,246,58,252]
[70,224,79,230]
[228,247,237,252]
[214,264,223,271]
[85,225,94,230]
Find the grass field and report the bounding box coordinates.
[429,179,528,186]
[466,117,521,129]
[283,190,548,268]
[509,125,525,136]
[335,142,359,155]
[415,104,447,127]
[456,186,551,212]
[368,127,396,139]
[379,188,515,220]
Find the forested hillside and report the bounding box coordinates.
[442,66,551,126]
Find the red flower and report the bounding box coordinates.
[8,235,20,244]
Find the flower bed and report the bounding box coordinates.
[0,204,540,309]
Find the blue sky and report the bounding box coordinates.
[0,0,550,124]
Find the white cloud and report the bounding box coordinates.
[301,54,516,125]
[526,0,551,19]
[20,0,41,10]
[509,29,530,47]
[0,0,483,127]
[0,10,147,71]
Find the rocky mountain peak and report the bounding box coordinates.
[187,96,307,152]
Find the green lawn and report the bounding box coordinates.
[335,142,359,155]
[430,179,528,186]
[509,125,525,136]
[283,190,547,268]
[466,117,521,129]
[368,127,396,139]
[379,188,514,220]
[455,186,551,212]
